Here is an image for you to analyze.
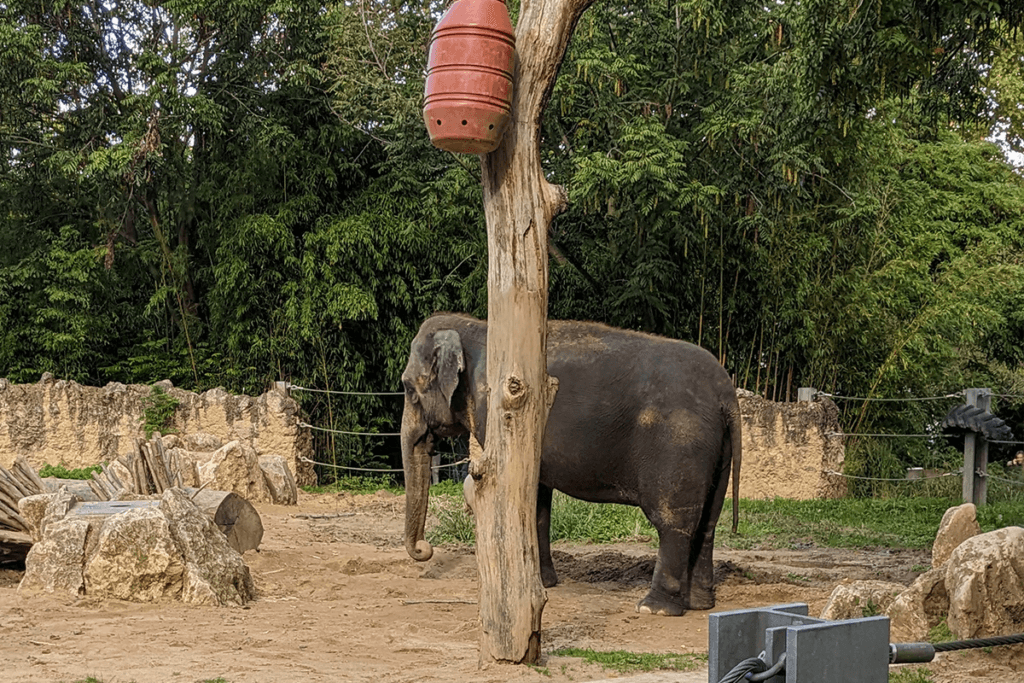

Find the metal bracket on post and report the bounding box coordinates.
[709,604,890,683]
[797,388,817,403]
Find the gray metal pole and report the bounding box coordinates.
[962,388,992,506]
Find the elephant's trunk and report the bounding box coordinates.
[402,404,434,562]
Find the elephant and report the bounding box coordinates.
[401,313,741,616]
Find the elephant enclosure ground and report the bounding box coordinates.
[0,492,1017,683]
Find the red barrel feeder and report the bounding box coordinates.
[423,0,516,154]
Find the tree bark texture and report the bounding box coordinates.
[475,0,593,665]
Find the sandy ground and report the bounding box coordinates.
[0,490,1020,683]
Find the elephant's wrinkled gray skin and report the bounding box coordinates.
[401,313,741,616]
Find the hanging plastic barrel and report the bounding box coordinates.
[423,0,515,154]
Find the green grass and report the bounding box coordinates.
[423,491,1024,551]
[551,648,707,673]
[927,618,955,644]
[889,667,934,683]
[38,463,103,480]
[302,474,404,495]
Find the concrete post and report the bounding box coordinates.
[963,388,991,506]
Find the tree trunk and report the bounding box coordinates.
[475,0,593,665]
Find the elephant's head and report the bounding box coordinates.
[401,328,465,562]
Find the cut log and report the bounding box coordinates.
[0,528,32,564]
[0,468,32,499]
[65,488,263,554]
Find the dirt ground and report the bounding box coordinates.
[0,491,1020,683]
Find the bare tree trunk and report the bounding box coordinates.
[474,0,593,666]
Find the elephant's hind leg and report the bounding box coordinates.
[635,502,704,616]
[687,441,735,610]
[537,484,558,588]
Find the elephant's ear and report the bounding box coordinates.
[433,330,464,407]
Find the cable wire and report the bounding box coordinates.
[816,391,964,402]
[827,432,936,439]
[932,633,1024,652]
[299,455,469,473]
[299,422,400,437]
[714,656,766,683]
[288,384,403,396]
[824,469,961,482]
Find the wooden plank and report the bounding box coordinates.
[154,437,176,489]
[15,456,46,494]
[90,471,115,500]
[8,461,39,496]
[142,443,169,493]
[86,477,107,501]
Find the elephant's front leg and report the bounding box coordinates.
[537,484,558,588]
[636,504,704,616]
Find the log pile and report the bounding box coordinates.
[0,435,265,564]
[0,457,45,564]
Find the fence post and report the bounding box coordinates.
[962,388,992,506]
[797,387,817,402]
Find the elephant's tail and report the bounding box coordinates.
[727,405,742,534]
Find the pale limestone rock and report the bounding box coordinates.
[160,434,182,450]
[193,441,270,503]
[83,507,184,601]
[933,503,981,567]
[19,519,89,596]
[159,488,253,606]
[945,526,1024,639]
[887,568,948,643]
[38,487,78,539]
[258,455,298,505]
[183,432,224,452]
[820,580,905,621]
[18,493,53,542]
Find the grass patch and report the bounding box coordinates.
[39,463,103,480]
[426,493,1024,549]
[719,497,1024,550]
[889,667,934,683]
[552,648,707,673]
[927,618,955,644]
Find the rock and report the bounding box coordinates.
[159,488,253,606]
[933,503,981,567]
[83,507,184,601]
[160,434,182,450]
[193,441,271,503]
[887,568,948,643]
[19,487,253,606]
[38,486,79,541]
[259,455,298,505]
[183,432,224,452]
[17,493,53,542]
[19,519,90,596]
[945,526,1024,639]
[820,579,905,621]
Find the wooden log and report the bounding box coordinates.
[0,528,33,564]
[90,471,115,499]
[86,477,108,501]
[65,489,263,554]
[142,443,170,493]
[0,468,32,499]
[101,463,125,492]
[0,479,22,512]
[0,499,29,532]
[14,456,46,493]
[8,461,39,496]
[154,437,176,489]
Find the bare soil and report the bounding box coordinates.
[0,491,1018,683]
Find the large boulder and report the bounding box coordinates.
[945,526,1024,639]
[887,567,949,643]
[192,441,271,503]
[820,579,905,621]
[19,488,254,606]
[258,455,298,505]
[933,503,981,567]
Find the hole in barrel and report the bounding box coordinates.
[461,120,468,126]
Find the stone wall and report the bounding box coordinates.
[731,389,846,500]
[0,375,315,486]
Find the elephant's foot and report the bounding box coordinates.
[541,565,559,588]
[685,586,715,611]
[635,589,686,616]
